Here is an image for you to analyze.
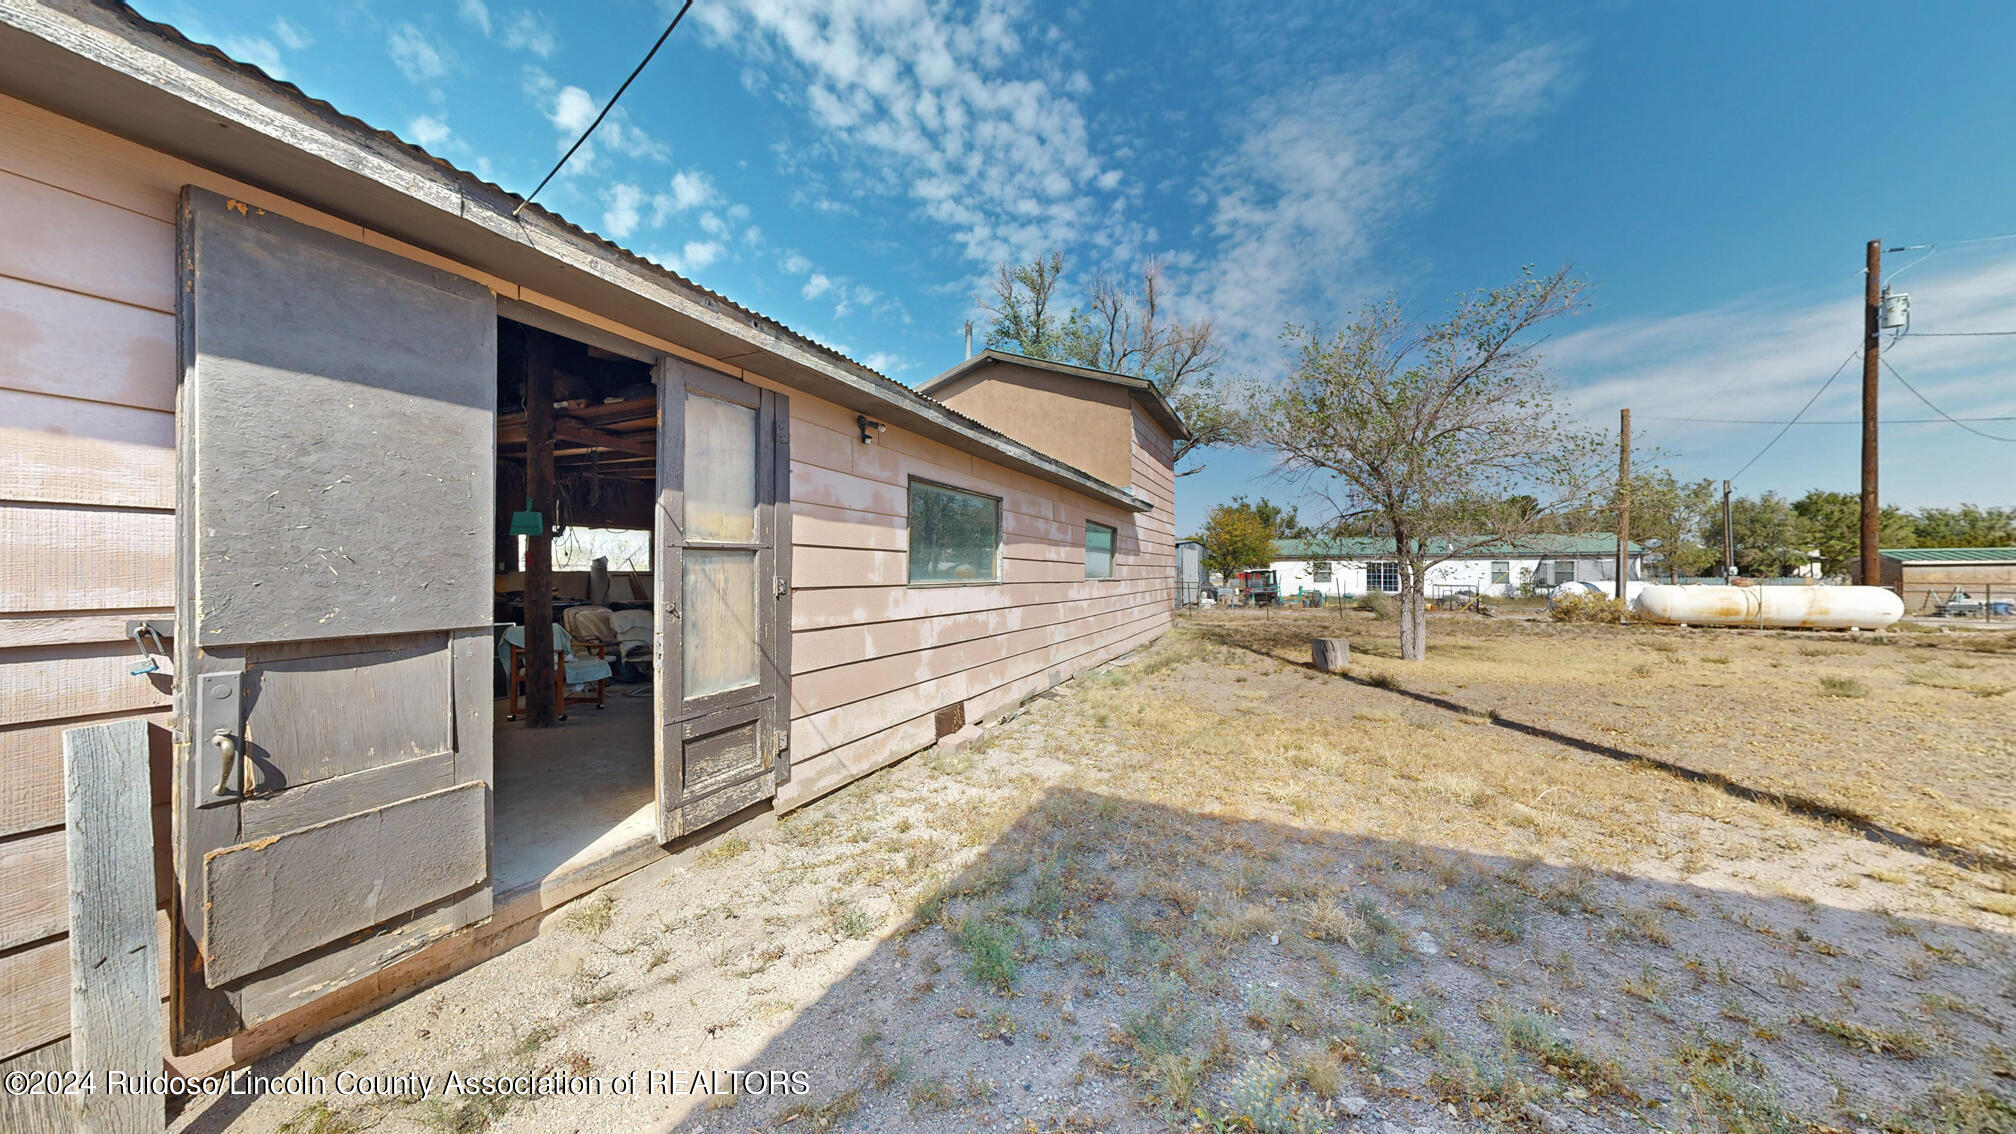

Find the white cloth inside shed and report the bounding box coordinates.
[562,605,652,667]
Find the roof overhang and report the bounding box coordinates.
[920,350,1192,443]
[0,2,1149,513]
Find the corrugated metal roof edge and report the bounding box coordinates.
[17,1,1149,513]
[1882,547,2016,563]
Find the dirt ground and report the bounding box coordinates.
[176,610,2015,1134]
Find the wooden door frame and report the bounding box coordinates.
[653,359,793,844]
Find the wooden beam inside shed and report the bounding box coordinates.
[522,332,558,729]
[552,420,653,458]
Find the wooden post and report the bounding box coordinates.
[64,720,164,1134]
[523,331,559,727]
[1615,408,1631,604]
[1860,238,1882,586]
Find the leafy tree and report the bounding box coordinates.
[1789,490,1917,574]
[1225,495,1313,539]
[1254,267,1604,660]
[1912,504,2015,547]
[1711,491,1809,576]
[979,252,1080,361]
[980,253,1244,474]
[1200,505,1278,580]
[1547,467,1720,578]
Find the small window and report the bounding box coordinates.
[1490,561,1510,586]
[908,479,1000,585]
[1366,562,1399,592]
[1085,521,1116,579]
[1312,561,1332,584]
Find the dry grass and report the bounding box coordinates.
[206,608,2016,1134]
[1195,608,2016,862]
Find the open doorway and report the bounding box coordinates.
[491,319,659,897]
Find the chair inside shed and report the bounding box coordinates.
[492,319,659,898]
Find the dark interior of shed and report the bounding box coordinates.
[491,318,661,894]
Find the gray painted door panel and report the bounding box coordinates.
[654,359,791,843]
[172,188,496,1051]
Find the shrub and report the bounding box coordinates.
[1548,592,1625,623]
[1818,676,1868,698]
[1356,591,1396,620]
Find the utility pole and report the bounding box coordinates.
[1722,479,1735,579]
[1614,408,1631,603]
[1860,239,1881,584]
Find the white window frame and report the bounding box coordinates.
[1366,561,1400,593]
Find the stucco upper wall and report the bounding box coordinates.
[927,363,1137,488]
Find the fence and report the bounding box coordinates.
[1886,581,2010,623]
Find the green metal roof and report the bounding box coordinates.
[1268,533,1643,559]
[1881,547,2016,564]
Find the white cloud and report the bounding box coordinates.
[408,114,453,149]
[681,240,726,271]
[694,0,1125,269]
[654,169,720,220]
[462,1,555,55]
[269,18,312,51]
[502,10,558,58]
[862,351,905,374]
[547,84,595,133]
[1202,37,1579,365]
[602,183,648,239]
[388,24,450,83]
[522,68,669,169]
[222,36,285,79]
[780,252,813,275]
[802,273,834,300]
[1543,255,2016,501]
[457,0,491,36]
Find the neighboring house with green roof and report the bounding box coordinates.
[1257,534,1645,598]
[1873,548,2016,612]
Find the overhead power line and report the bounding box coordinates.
[1879,357,2016,442]
[1643,415,2016,425]
[1888,230,2016,252]
[1904,329,2016,337]
[513,0,695,217]
[1726,346,1861,484]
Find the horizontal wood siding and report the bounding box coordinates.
[0,94,185,1062]
[774,392,1177,806]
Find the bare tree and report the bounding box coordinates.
[981,253,1245,473]
[1254,267,1605,660]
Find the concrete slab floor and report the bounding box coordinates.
[492,685,655,897]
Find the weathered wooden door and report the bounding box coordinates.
[654,359,792,842]
[171,188,497,1052]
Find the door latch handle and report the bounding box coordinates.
[665,600,681,621]
[211,729,241,797]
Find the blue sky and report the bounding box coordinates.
[141,1,2016,534]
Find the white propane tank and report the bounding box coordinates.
[1632,584,1903,630]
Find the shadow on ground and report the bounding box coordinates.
[666,787,2014,1134]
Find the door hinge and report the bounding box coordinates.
[774,576,787,599]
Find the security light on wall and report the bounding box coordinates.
[857,415,887,445]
